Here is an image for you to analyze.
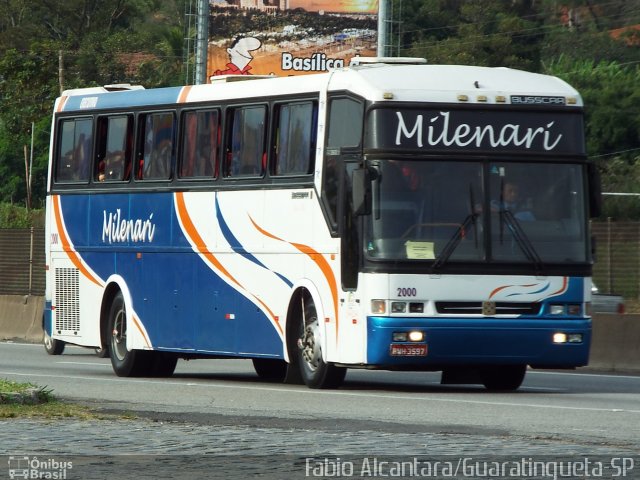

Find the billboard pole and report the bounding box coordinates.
[195,0,209,84]
[377,0,389,56]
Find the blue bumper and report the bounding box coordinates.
[367,316,591,368]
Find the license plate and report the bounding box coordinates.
[390,344,427,356]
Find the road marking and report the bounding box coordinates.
[56,361,112,367]
[0,369,639,415]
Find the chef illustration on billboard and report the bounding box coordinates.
[213,36,262,76]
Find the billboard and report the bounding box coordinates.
[207,0,378,78]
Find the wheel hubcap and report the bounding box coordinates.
[299,321,321,371]
[111,309,127,361]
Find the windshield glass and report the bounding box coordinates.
[365,160,588,265]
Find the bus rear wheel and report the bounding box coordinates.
[480,365,526,391]
[108,292,150,377]
[295,297,346,389]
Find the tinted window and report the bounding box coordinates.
[138,112,175,180]
[327,98,363,149]
[95,115,132,182]
[225,106,266,178]
[274,102,316,176]
[180,110,220,178]
[56,118,93,183]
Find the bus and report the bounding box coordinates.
[44,58,600,391]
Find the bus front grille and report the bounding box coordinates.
[435,301,542,316]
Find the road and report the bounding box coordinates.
[0,341,638,479]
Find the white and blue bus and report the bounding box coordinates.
[44,58,600,390]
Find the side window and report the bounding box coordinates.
[322,97,363,226]
[95,115,133,182]
[224,105,266,178]
[138,112,175,180]
[273,101,316,176]
[326,97,363,149]
[180,110,219,178]
[56,118,93,183]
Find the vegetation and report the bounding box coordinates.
[0,0,638,218]
[0,378,135,419]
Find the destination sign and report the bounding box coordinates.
[366,108,585,155]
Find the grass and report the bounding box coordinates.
[0,378,135,420]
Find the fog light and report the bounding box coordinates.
[553,333,567,344]
[568,333,583,343]
[408,330,424,342]
[550,305,565,315]
[391,302,407,313]
[371,300,386,314]
[392,332,408,342]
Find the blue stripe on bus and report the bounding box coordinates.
[62,87,184,112]
[214,195,294,288]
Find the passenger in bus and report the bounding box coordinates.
[144,138,171,179]
[98,151,125,181]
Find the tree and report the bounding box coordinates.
[401,0,543,69]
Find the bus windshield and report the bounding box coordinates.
[365,160,588,265]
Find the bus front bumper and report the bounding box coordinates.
[366,316,591,368]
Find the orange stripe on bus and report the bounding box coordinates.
[132,313,152,349]
[549,276,568,297]
[250,217,339,340]
[56,96,69,113]
[52,196,102,287]
[489,283,538,299]
[176,193,283,335]
[177,86,193,104]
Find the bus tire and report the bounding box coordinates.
[44,331,65,355]
[94,346,109,358]
[296,297,346,389]
[480,365,526,391]
[148,352,178,377]
[252,358,287,382]
[108,291,151,377]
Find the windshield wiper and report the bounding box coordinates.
[500,209,544,275]
[432,185,479,272]
[431,212,478,271]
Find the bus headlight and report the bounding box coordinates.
[391,302,407,313]
[550,305,565,315]
[371,300,386,314]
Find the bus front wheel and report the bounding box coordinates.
[295,297,346,389]
[480,365,527,391]
[108,292,150,377]
[252,358,287,382]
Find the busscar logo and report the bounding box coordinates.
[511,95,566,105]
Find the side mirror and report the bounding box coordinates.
[587,162,602,218]
[351,167,372,216]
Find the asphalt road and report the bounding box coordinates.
[1,341,638,450]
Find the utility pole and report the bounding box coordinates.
[377,0,390,57]
[58,50,65,94]
[195,0,209,84]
